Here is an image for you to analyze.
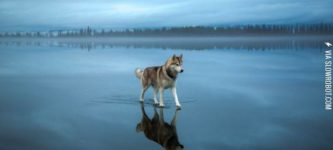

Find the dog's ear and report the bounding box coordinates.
[179,54,183,60]
[172,54,176,60]
[179,144,184,149]
[136,123,143,132]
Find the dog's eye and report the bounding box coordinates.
[176,63,179,66]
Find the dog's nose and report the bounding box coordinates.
[180,69,184,73]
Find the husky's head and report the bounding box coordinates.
[166,54,184,73]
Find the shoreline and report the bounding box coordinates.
[0,35,332,41]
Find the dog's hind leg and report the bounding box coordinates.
[140,86,148,102]
[171,86,181,108]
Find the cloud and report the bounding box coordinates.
[0,0,332,31]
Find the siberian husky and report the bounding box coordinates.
[135,54,184,109]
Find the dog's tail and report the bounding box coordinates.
[135,68,143,79]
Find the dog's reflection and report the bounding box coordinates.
[136,103,184,150]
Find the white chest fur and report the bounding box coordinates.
[161,79,175,89]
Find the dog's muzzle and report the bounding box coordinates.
[180,69,184,73]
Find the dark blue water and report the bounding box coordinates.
[0,38,332,150]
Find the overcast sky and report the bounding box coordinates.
[0,0,332,31]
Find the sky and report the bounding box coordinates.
[0,0,332,31]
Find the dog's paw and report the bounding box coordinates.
[139,99,144,102]
[159,103,165,108]
[176,106,182,110]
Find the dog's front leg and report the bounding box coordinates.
[159,88,165,107]
[171,109,179,127]
[153,88,159,105]
[159,107,165,124]
[171,86,181,108]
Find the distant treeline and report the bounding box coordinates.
[0,37,327,51]
[1,23,333,37]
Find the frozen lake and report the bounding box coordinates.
[0,37,332,150]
